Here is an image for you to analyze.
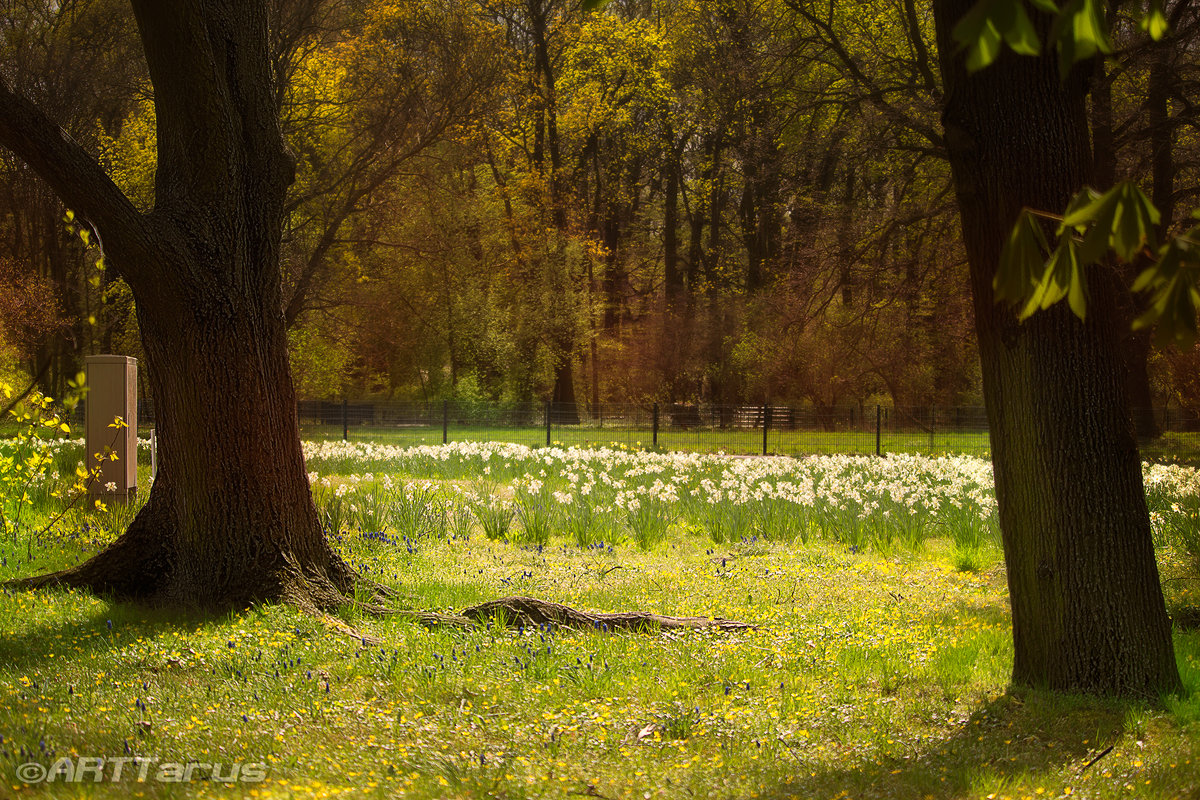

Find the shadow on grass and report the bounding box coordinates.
[756,689,1150,799]
[0,593,234,676]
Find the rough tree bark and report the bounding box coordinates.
[932,2,1181,696]
[0,1,355,610]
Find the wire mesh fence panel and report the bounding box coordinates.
[651,404,758,455]
[107,396,1191,460]
[883,406,992,455]
[10,393,1193,462]
[454,403,548,449]
[549,404,656,450]
[765,406,873,456]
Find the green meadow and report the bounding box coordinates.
[1,439,1198,799]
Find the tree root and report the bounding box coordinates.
[368,595,755,634]
[464,595,755,631]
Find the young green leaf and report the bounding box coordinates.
[969,19,1005,70]
[1140,0,1168,40]
[1060,183,1160,263]
[1059,185,1108,233]
[1003,3,1042,55]
[953,0,1008,71]
[1019,237,1076,320]
[996,209,1049,303]
[1059,186,1111,265]
[1052,0,1112,76]
[1111,183,1160,261]
[955,0,1050,70]
[1131,262,1163,294]
[1131,238,1200,347]
[1070,0,1113,58]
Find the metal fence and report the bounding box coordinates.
[59,399,1199,458]
[281,400,1195,457]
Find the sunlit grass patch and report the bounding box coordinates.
[0,444,1198,798]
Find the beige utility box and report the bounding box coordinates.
[85,355,138,502]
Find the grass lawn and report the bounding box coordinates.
[302,423,995,457]
[0,441,1198,799]
[302,424,1200,464]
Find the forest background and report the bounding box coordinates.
[2,0,1198,428]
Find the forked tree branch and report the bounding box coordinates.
[0,76,153,285]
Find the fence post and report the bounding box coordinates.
[929,405,936,451]
[876,404,881,457]
[442,400,448,445]
[652,402,659,449]
[545,400,552,447]
[342,397,348,442]
[762,403,769,456]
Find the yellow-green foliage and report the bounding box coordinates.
[558,16,671,143]
[288,326,352,401]
[0,385,74,540]
[98,98,156,213]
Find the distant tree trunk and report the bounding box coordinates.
[705,138,725,287]
[685,177,705,308]
[660,135,687,395]
[589,334,600,412]
[740,163,762,291]
[1090,61,1116,189]
[1122,40,1179,440]
[684,131,719,309]
[528,0,565,229]
[599,156,623,333]
[550,356,579,424]
[0,0,358,611]
[739,118,781,293]
[933,2,1180,696]
[837,166,857,306]
[1123,320,1159,440]
[663,134,683,305]
[1148,43,1176,244]
[1092,60,1159,439]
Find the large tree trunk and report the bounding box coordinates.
[0,0,359,611]
[36,276,356,609]
[932,2,1180,696]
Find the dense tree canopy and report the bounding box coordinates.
[3,0,1197,415]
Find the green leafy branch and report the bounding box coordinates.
[956,0,1197,345]
[0,374,90,546]
[0,374,133,562]
[1,386,70,543]
[952,0,1168,76]
[997,182,1200,346]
